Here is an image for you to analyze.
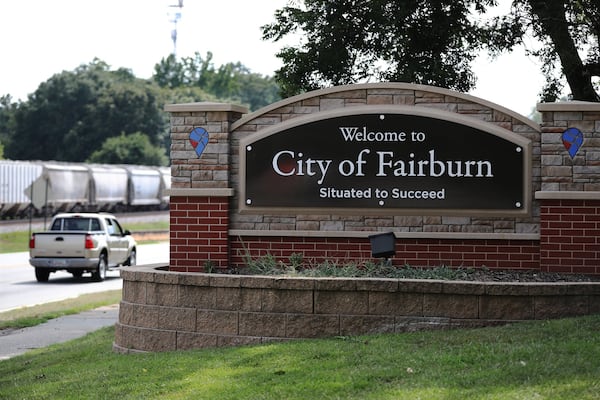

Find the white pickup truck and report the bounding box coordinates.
[29,213,137,282]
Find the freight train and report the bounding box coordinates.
[0,160,170,219]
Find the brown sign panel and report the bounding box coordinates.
[242,109,530,215]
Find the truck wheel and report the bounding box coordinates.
[124,248,136,266]
[35,268,50,282]
[92,253,108,282]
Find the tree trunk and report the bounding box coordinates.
[528,0,599,101]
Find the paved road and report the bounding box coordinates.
[0,242,169,312]
[0,242,169,360]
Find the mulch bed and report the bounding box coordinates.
[458,269,600,282]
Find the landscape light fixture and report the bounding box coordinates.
[368,232,396,261]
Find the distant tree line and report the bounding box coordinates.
[0,55,280,165]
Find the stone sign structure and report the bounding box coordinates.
[114,83,600,354]
[165,83,599,275]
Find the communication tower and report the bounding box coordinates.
[168,0,184,57]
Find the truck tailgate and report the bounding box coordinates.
[30,232,88,258]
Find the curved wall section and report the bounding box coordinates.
[114,265,600,353]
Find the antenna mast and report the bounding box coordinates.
[168,0,184,57]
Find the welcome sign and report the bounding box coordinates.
[240,107,531,215]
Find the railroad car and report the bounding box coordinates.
[0,160,170,218]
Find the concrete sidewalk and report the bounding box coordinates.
[0,304,119,360]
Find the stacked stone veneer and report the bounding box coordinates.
[164,85,600,274]
[114,265,600,353]
[537,102,600,274]
[167,83,555,272]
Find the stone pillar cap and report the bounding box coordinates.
[537,101,600,112]
[164,102,248,113]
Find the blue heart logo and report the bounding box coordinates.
[562,127,583,158]
[189,127,209,157]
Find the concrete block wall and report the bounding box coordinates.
[114,265,600,353]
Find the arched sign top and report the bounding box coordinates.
[231,82,541,133]
[240,105,531,149]
[239,105,532,217]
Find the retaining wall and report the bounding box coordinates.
[114,265,600,353]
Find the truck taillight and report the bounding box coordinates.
[29,235,35,249]
[84,234,95,249]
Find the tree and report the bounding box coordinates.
[263,0,600,102]
[87,132,167,166]
[5,59,166,162]
[492,0,599,101]
[153,52,281,110]
[0,95,16,158]
[262,0,496,97]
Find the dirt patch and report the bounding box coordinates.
[132,231,168,242]
[451,269,600,282]
[208,264,600,282]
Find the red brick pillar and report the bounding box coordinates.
[165,103,248,272]
[537,102,600,275]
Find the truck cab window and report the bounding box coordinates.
[110,219,124,236]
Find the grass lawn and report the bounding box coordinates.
[0,315,599,399]
[0,290,122,330]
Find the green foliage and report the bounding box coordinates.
[5,59,167,162]
[244,252,280,275]
[0,94,16,158]
[87,131,168,166]
[1,52,279,163]
[263,0,600,102]
[153,52,280,110]
[262,0,494,97]
[1,316,600,399]
[203,260,215,273]
[243,252,475,279]
[490,0,600,102]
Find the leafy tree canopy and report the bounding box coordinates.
[0,95,16,159]
[5,59,166,163]
[262,0,495,97]
[1,53,281,164]
[153,52,281,111]
[87,132,168,166]
[263,0,600,102]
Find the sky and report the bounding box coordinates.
[0,0,546,117]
